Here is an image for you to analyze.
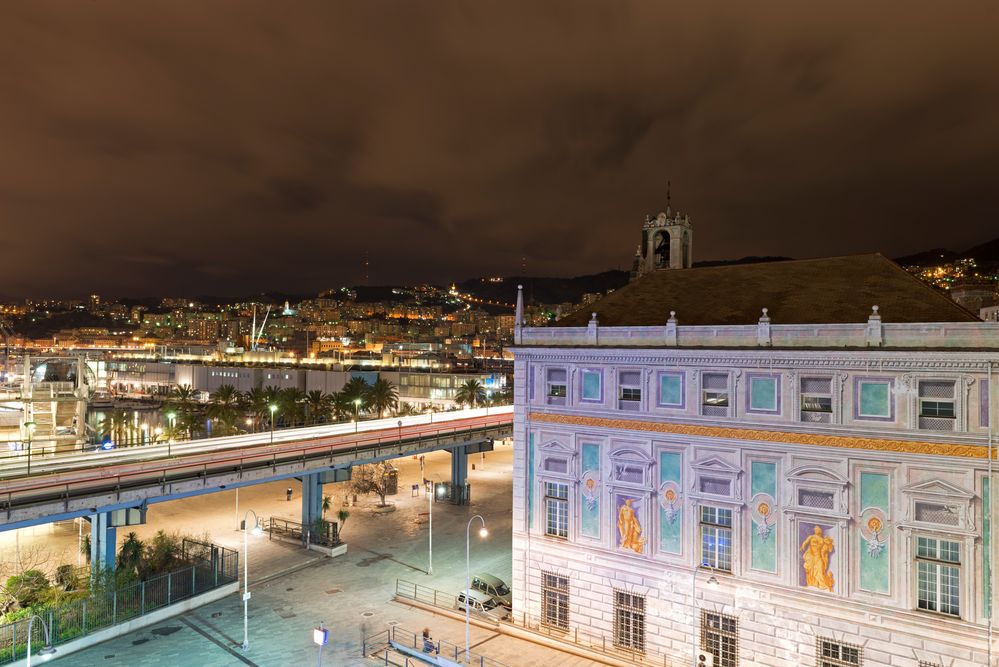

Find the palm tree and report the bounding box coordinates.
[166,384,201,439]
[244,387,270,432]
[207,384,242,435]
[117,532,145,579]
[340,377,370,422]
[366,379,398,419]
[454,379,486,408]
[395,402,420,417]
[279,387,306,427]
[99,408,130,446]
[262,385,282,428]
[340,377,370,414]
[305,390,332,425]
[330,391,353,422]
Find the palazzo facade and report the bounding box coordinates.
[511,252,999,667]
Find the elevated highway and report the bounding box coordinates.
[0,407,513,534]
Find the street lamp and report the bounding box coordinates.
[166,411,177,457]
[241,509,263,651]
[690,561,719,665]
[353,398,362,433]
[269,404,277,443]
[23,421,36,476]
[26,614,56,665]
[425,474,445,576]
[465,514,488,662]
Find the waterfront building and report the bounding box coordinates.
[107,360,505,410]
[511,210,999,666]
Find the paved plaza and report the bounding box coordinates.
[5,443,602,666]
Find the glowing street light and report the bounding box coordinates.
[241,509,264,651]
[465,515,488,662]
[269,404,278,443]
[23,421,36,476]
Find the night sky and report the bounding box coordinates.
[2,2,998,298]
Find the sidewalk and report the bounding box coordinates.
[43,443,601,666]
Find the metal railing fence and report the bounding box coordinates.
[0,548,238,664]
[362,624,509,667]
[266,517,341,548]
[395,579,676,666]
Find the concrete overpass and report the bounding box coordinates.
[0,407,513,571]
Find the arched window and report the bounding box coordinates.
[654,231,670,267]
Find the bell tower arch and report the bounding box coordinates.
[633,183,693,278]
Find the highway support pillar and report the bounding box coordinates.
[301,472,323,538]
[450,445,469,505]
[89,512,116,574]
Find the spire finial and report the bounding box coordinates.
[666,179,671,209]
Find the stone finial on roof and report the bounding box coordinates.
[866,305,883,347]
[665,310,678,346]
[587,312,599,344]
[757,307,772,346]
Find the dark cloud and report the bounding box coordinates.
[0,1,997,297]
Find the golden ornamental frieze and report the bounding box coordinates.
[528,412,987,459]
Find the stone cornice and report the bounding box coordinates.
[529,411,988,459]
[515,348,996,373]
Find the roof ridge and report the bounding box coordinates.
[871,253,983,320]
[686,252,884,272]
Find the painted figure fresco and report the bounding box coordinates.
[800,525,836,591]
[617,497,646,554]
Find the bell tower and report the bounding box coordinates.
[633,182,693,279]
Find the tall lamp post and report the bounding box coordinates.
[465,514,488,662]
[353,398,362,433]
[690,561,718,665]
[426,474,444,575]
[241,509,263,650]
[25,614,56,665]
[166,411,177,457]
[23,421,36,476]
[269,404,277,443]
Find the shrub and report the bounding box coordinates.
[54,564,81,591]
[5,570,51,609]
[144,530,182,575]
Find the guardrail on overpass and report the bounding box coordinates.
[0,409,512,531]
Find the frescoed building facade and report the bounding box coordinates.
[511,248,999,666]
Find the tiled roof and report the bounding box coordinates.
[553,254,979,327]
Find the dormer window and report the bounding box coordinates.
[546,368,567,406]
[800,377,833,423]
[701,373,729,417]
[918,381,956,431]
[618,371,642,411]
